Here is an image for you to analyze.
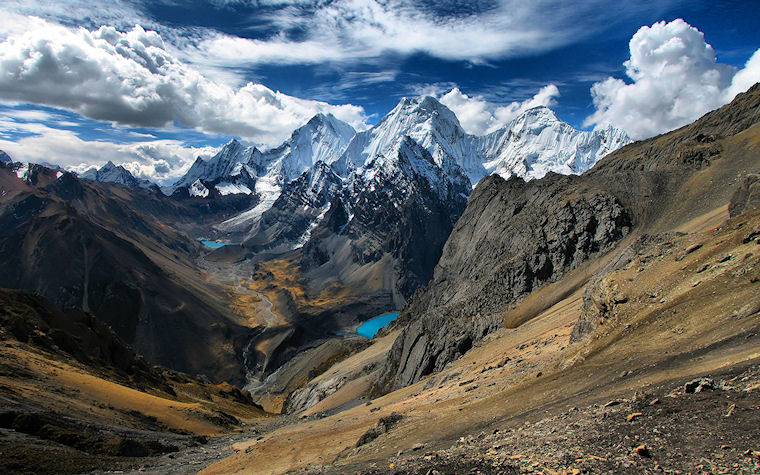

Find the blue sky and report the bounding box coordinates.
[0,0,758,184]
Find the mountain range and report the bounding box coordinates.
[164,97,630,315]
[168,98,629,244]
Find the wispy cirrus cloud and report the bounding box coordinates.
[186,0,679,68]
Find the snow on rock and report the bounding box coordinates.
[13,162,31,180]
[80,161,157,190]
[334,96,482,185]
[215,182,252,195]
[173,98,629,245]
[189,178,210,198]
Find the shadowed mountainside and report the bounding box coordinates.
[0,164,253,384]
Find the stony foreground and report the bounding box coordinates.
[303,363,760,474]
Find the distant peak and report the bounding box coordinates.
[394,95,445,111]
[223,138,242,150]
[519,106,559,120]
[102,160,117,168]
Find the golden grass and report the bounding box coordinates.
[248,255,359,317]
[0,342,266,437]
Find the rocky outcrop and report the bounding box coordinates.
[285,375,346,414]
[729,174,760,217]
[378,173,633,390]
[570,234,675,342]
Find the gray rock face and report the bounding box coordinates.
[379,172,632,390]
[729,174,760,217]
[244,161,343,252]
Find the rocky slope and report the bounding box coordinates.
[383,174,632,389]
[203,166,760,474]
[376,82,760,392]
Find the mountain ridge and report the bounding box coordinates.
[80,161,160,192]
[171,97,628,245]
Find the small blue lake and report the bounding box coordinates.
[357,312,399,339]
[201,240,229,248]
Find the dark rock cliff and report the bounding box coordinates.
[378,174,632,390]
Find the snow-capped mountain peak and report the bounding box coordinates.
[475,106,631,181]
[270,112,356,178]
[335,96,480,182]
[80,161,158,191]
[209,114,356,234]
[172,140,260,191]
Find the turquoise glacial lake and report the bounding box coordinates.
[357,312,399,339]
[200,240,229,248]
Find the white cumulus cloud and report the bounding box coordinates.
[0,16,367,147]
[725,49,760,102]
[438,85,560,135]
[585,19,760,140]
